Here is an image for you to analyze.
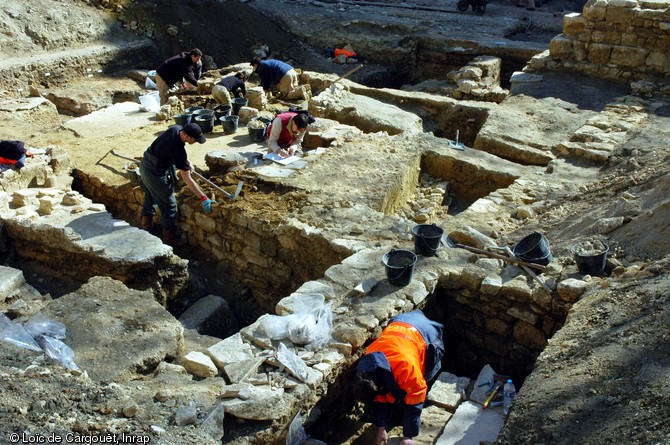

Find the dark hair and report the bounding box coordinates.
[235,71,249,81]
[190,48,203,57]
[250,57,261,68]
[293,112,309,130]
[352,371,380,402]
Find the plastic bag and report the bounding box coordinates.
[277,343,309,382]
[285,294,333,349]
[0,313,42,352]
[24,312,66,340]
[37,336,79,371]
[262,315,289,340]
[139,91,160,112]
[145,76,157,90]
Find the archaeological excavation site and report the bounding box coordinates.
[1,0,670,444]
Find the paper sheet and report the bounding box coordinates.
[263,153,301,165]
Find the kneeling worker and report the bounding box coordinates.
[266,112,309,158]
[139,122,215,247]
[212,71,248,105]
[352,310,444,445]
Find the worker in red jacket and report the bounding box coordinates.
[353,310,444,445]
[266,112,310,158]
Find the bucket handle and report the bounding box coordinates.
[384,249,413,281]
[419,233,439,252]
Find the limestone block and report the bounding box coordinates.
[610,46,649,67]
[38,196,60,215]
[182,351,218,378]
[246,86,267,110]
[513,321,546,350]
[531,287,553,311]
[607,0,638,9]
[205,151,248,174]
[640,0,669,9]
[506,305,539,325]
[331,323,369,351]
[194,212,217,232]
[485,318,511,337]
[583,4,607,21]
[591,30,621,45]
[457,79,477,94]
[237,107,258,125]
[500,276,532,302]
[556,278,588,303]
[223,358,264,383]
[606,5,636,24]
[178,294,239,338]
[0,266,25,301]
[207,333,255,372]
[12,189,39,207]
[220,384,288,420]
[646,51,670,73]
[549,35,575,60]
[38,277,184,381]
[416,406,451,444]
[588,43,613,64]
[563,13,587,36]
[480,276,502,296]
[428,372,470,411]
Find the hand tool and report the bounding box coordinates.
[504,246,552,293]
[442,235,547,271]
[111,150,243,200]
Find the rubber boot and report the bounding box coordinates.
[141,215,154,231]
[162,228,187,247]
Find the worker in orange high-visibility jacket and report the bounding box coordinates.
[353,310,444,445]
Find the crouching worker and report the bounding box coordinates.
[266,112,309,158]
[139,123,215,247]
[352,310,444,445]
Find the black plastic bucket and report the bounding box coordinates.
[221,115,239,134]
[174,113,192,126]
[185,105,204,114]
[513,232,552,266]
[249,127,266,142]
[214,104,232,119]
[572,241,609,276]
[232,97,248,115]
[382,249,417,287]
[194,115,215,133]
[411,224,444,257]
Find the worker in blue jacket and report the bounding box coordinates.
[353,310,444,445]
[155,48,203,105]
[250,57,310,101]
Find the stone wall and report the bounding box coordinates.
[75,174,350,311]
[541,0,670,83]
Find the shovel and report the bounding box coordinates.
[442,235,547,271]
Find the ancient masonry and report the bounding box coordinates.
[529,0,670,85]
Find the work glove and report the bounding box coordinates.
[200,196,215,213]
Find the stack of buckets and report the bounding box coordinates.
[382,223,444,287]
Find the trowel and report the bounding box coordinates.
[448,129,465,150]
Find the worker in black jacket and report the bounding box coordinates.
[155,48,203,105]
[212,71,248,105]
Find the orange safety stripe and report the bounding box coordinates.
[0,156,17,165]
[334,48,357,58]
[367,322,427,405]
